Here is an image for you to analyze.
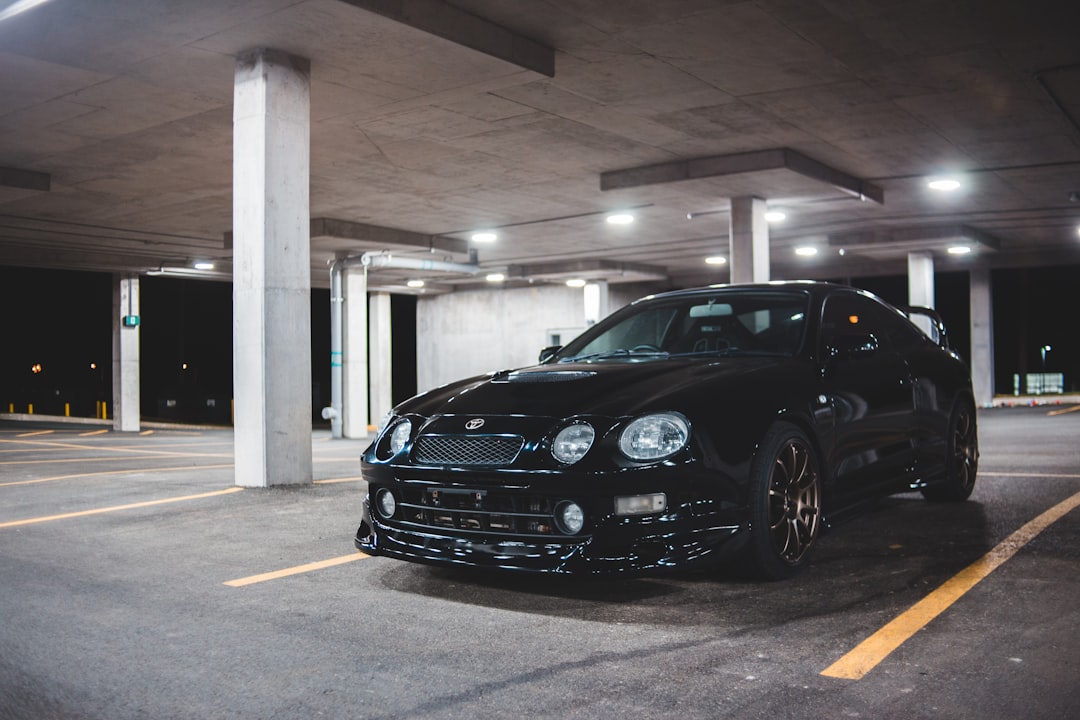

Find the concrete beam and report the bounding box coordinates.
[310,217,468,255]
[508,258,667,284]
[600,148,884,204]
[338,0,554,77]
[0,166,50,191]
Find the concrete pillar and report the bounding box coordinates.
[232,49,312,487]
[907,252,935,308]
[907,251,936,338]
[584,280,609,326]
[369,292,393,424]
[111,273,140,432]
[342,266,369,439]
[729,197,770,284]
[970,268,995,406]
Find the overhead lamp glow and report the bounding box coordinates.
[0,0,50,23]
[566,278,587,288]
[927,178,961,192]
[795,246,818,257]
[471,232,497,243]
[764,210,786,223]
[486,273,505,283]
[947,245,972,255]
[193,261,215,270]
[705,256,727,265]
[406,279,425,288]
[606,213,635,225]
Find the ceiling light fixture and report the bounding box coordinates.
[705,256,727,265]
[764,210,786,223]
[471,232,497,243]
[193,261,215,270]
[795,246,818,257]
[566,278,587,288]
[0,0,50,23]
[927,177,961,192]
[486,273,505,283]
[406,279,425,288]
[947,245,972,255]
[606,213,635,225]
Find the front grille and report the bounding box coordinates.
[412,435,524,466]
[388,486,578,538]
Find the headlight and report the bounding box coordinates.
[618,412,689,461]
[388,419,412,455]
[551,422,595,464]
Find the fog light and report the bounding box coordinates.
[375,488,397,519]
[615,493,667,516]
[554,501,585,535]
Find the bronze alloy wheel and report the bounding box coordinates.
[768,437,822,566]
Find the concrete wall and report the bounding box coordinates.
[416,284,651,393]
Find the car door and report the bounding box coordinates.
[818,292,917,507]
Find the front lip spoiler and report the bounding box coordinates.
[355,502,746,575]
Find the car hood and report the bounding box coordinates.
[395,356,794,420]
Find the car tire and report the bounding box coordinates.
[742,422,822,580]
[921,398,978,502]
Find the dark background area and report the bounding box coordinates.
[0,265,1075,423]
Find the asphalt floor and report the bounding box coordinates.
[0,406,1078,719]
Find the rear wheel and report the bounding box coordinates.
[922,399,978,502]
[742,423,822,580]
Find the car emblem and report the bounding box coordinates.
[465,418,485,430]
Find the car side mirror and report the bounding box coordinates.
[829,333,878,359]
[538,345,562,363]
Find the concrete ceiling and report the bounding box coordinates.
[2,0,1079,293]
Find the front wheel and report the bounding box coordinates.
[741,423,822,580]
[922,399,978,502]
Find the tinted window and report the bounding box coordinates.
[558,291,809,361]
[820,293,891,353]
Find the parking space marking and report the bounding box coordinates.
[224,552,369,587]
[821,489,1080,680]
[0,487,244,529]
[16,430,54,438]
[0,463,235,488]
[0,437,232,458]
[313,475,364,485]
[79,429,110,437]
[1047,405,1080,416]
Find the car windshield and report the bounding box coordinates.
[556,290,809,362]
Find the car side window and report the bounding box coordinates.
[875,304,930,351]
[819,293,890,357]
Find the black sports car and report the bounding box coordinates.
[355,281,978,579]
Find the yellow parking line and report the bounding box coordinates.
[0,487,244,529]
[822,489,1080,680]
[16,430,54,438]
[0,463,235,488]
[140,430,154,436]
[79,429,109,437]
[313,475,364,485]
[224,552,369,587]
[1048,405,1080,416]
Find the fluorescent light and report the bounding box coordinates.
[705,256,727,265]
[947,245,972,255]
[927,178,961,191]
[193,261,215,270]
[566,278,586,288]
[471,232,497,243]
[606,213,635,225]
[406,279,425,288]
[485,273,505,283]
[795,246,818,257]
[764,210,786,223]
[0,0,50,23]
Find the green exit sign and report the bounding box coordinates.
[122,315,140,327]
